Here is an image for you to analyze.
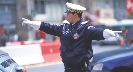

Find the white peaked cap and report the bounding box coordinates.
[65,2,86,13]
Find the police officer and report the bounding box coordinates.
[22,2,122,72]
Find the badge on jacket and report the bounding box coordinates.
[73,33,79,39]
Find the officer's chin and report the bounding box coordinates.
[66,19,68,21]
[66,19,71,23]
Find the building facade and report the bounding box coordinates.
[73,0,127,21]
[0,0,70,41]
[28,0,70,22]
[0,0,131,41]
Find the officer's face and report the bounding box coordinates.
[66,13,75,23]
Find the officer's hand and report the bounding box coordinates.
[22,18,32,26]
[112,31,122,37]
[103,29,122,38]
[21,18,41,30]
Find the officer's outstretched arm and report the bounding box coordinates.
[103,29,122,39]
[22,18,62,37]
[22,18,41,30]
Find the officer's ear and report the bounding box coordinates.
[71,12,79,18]
[73,13,78,18]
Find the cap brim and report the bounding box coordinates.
[64,10,71,13]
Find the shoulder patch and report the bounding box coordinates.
[63,20,70,24]
[87,26,95,29]
[81,21,88,24]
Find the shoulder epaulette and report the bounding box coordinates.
[81,21,88,24]
[63,20,70,24]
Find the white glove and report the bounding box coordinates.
[103,29,122,39]
[22,18,41,30]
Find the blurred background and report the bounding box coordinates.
[0,0,133,47]
[0,0,133,72]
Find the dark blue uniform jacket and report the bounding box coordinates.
[39,19,105,65]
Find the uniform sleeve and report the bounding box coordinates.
[86,23,105,40]
[39,22,63,37]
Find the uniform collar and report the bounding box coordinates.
[72,18,83,28]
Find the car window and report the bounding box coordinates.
[0,50,18,72]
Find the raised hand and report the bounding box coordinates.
[21,18,41,30]
[103,29,122,39]
[22,18,31,26]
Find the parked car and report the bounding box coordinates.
[0,50,27,72]
[92,51,133,72]
[91,45,133,65]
